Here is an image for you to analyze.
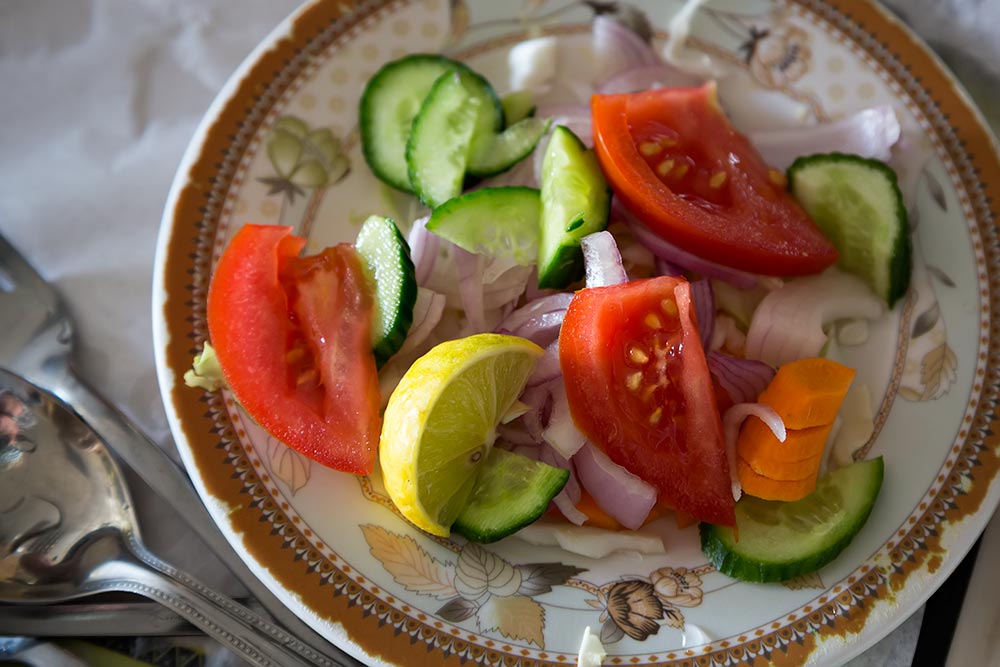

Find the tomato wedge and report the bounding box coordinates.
[559,276,735,526]
[591,83,838,276]
[207,224,380,474]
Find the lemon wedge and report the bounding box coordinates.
[379,333,543,536]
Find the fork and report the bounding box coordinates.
[0,230,362,667]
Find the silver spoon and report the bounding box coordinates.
[0,369,316,667]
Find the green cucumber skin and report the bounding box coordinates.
[700,457,885,583]
[360,54,502,196]
[537,125,612,289]
[467,117,553,178]
[787,152,912,308]
[426,186,541,264]
[406,68,503,208]
[452,449,570,544]
[354,215,417,367]
[359,54,456,193]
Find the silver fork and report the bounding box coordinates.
[0,231,362,667]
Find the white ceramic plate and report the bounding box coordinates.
[153,1,1000,665]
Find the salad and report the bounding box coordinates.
[188,10,911,584]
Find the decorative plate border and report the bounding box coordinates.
[155,1,1000,665]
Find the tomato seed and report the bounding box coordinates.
[628,345,650,365]
[644,313,663,329]
[656,159,675,177]
[660,299,678,317]
[709,172,727,188]
[649,407,663,425]
[640,141,661,156]
[626,372,643,392]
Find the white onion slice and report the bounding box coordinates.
[552,492,589,526]
[508,36,559,93]
[707,352,775,404]
[395,288,446,358]
[519,381,554,442]
[722,403,786,501]
[582,231,628,287]
[538,443,580,504]
[596,63,702,95]
[542,382,586,459]
[749,106,901,172]
[406,215,439,286]
[453,248,486,333]
[615,201,761,288]
[497,422,538,448]
[593,15,661,85]
[511,520,665,557]
[573,443,657,530]
[745,269,885,367]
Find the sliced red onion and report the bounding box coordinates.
[722,403,786,501]
[496,293,572,347]
[395,287,446,358]
[552,491,588,526]
[655,256,683,277]
[616,200,760,288]
[573,442,657,530]
[582,231,628,287]
[538,444,580,504]
[596,63,702,95]
[749,106,901,172]
[744,269,884,367]
[690,279,715,350]
[406,215,439,287]
[542,381,586,459]
[527,340,562,387]
[593,15,661,85]
[453,247,486,332]
[519,382,555,442]
[498,422,539,448]
[707,352,775,404]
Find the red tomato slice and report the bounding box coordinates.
[591,83,838,276]
[207,224,380,475]
[559,276,735,526]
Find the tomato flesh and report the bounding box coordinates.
[207,224,380,474]
[560,276,735,526]
[591,83,838,276]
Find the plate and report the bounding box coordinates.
[152,1,1000,665]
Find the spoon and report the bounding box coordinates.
[0,368,316,667]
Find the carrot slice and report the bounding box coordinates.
[758,358,856,429]
[740,449,824,481]
[737,419,835,463]
[737,457,819,501]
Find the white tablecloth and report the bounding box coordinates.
[1,1,996,664]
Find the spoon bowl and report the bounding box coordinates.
[0,368,315,667]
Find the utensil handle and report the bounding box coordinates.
[88,547,317,667]
[46,370,360,667]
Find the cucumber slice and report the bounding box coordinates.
[453,447,569,543]
[700,457,884,583]
[354,215,417,367]
[788,153,912,308]
[501,89,537,126]
[467,117,552,178]
[426,186,541,265]
[537,125,611,289]
[406,69,503,208]
[359,54,456,193]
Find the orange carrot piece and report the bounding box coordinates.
[737,457,819,501]
[740,449,824,481]
[674,510,699,529]
[737,419,835,464]
[758,358,856,429]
